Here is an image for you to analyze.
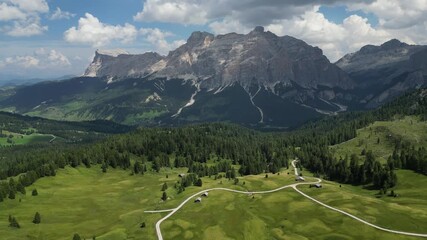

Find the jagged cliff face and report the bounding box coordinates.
[85,27,353,91]
[6,30,426,128]
[336,39,421,73]
[84,50,163,79]
[78,27,355,126]
[336,39,427,108]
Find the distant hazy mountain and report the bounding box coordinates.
[0,75,77,87]
[336,39,427,108]
[1,29,425,128]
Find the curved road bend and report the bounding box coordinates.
[146,160,427,239]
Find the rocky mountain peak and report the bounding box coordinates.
[96,49,129,57]
[335,39,422,73]
[186,31,214,46]
[250,26,265,34]
[84,29,353,90]
[381,39,408,50]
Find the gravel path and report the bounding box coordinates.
[146,160,427,239]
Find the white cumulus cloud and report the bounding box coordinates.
[1,55,39,68]
[5,17,48,36]
[64,13,138,47]
[0,2,25,21]
[0,48,70,69]
[8,0,48,13]
[131,0,427,61]
[140,28,185,54]
[349,0,427,29]
[133,0,373,25]
[50,7,75,20]
[0,0,48,36]
[348,0,427,45]
[64,13,185,54]
[134,0,208,24]
[265,7,390,61]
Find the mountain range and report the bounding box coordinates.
[0,27,426,128]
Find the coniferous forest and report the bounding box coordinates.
[0,89,426,202]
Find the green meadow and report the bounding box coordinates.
[331,116,427,162]
[1,116,427,239]
[0,132,55,146]
[1,165,426,240]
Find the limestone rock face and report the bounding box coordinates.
[85,27,353,91]
[336,39,427,108]
[84,50,164,79]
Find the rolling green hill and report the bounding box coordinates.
[331,116,427,162]
[0,166,425,239]
[0,89,426,239]
[0,111,133,144]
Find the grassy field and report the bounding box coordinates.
[0,165,255,240]
[1,164,426,240]
[299,170,427,235]
[331,116,427,162]
[0,131,56,146]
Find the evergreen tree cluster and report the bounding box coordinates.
[8,215,20,228]
[390,141,427,175]
[0,88,426,199]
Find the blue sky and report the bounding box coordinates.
[0,0,426,80]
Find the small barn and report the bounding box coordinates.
[315,183,322,188]
[194,197,202,203]
[178,173,186,178]
[201,192,208,197]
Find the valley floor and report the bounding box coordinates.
[1,165,426,240]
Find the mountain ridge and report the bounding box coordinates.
[0,29,426,128]
[85,26,354,91]
[335,39,427,108]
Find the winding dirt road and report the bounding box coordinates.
[146,160,427,239]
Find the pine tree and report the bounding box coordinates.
[33,212,41,224]
[8,190,15,199]
[32,189,38,196]
[161,183,168,191]
[16,182,25,195]
[161,191,167,201]
[195,178,203,187]
[133,161,142,174]
[9,217,20,228]
[234,178,239,185]
[101,163,107,173]
[73,233,81,240]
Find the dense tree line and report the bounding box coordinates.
[0,89,426,200]
[389,141,427,175]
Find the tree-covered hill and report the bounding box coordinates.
[0,88,426,203]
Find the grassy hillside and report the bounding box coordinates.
[0,111,132,146]
[0,131,57,146]
[300,169,427,234]
[0,77,197,125]
[1,89,427,239]
[331,116,427,162]
[1,166,425,240]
